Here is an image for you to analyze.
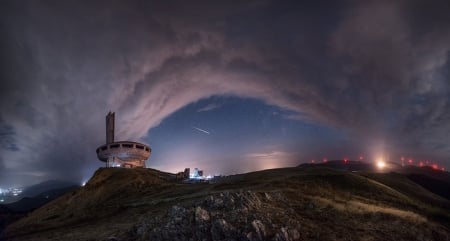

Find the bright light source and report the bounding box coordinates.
[376,159,386,169]
[82,182,86,186]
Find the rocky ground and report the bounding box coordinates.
[1,166,449,241]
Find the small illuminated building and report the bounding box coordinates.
[190,168,204,178]
[96,112,151,168]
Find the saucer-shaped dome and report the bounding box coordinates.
[96,141,151,168]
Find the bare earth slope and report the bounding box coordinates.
[1,167,449,241]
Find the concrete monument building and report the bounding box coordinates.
[96,112,151,168]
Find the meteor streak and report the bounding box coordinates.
[193,126,210,134]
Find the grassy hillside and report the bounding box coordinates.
[1,166,449,241]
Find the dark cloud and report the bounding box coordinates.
[1,0,450,186]
[0,117,18,151]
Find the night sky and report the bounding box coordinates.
[1,0,450,187]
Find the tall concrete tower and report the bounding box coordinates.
[106,111,115,144]
[97,112,151,168]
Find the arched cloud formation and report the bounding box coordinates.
[1,0,450,185]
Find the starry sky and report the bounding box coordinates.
[1,0,450,187]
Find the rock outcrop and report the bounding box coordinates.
[131,191,302,241]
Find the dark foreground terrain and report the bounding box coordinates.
[1,165,449,241]
[0,182,79,233]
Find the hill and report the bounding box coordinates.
[1,166,450,241]
[3,185,80,213]
[0,206,23,235]
[300,160,450,200]
[0,185,80,234]
[20,180,79,198]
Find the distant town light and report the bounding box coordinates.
[376,159,386,169]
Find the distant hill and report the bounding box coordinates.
[1,167,450,241]
[299,160,450,201]
[298,160,376,172]
[20,180,79,198]
[4,185,80,213]
[0,184,80,234]
[407,173,450,200]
